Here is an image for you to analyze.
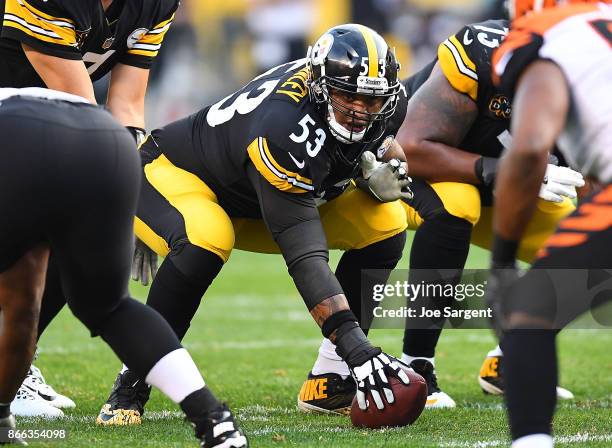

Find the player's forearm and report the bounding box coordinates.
[400,139,481,183]
[107,98,146,128]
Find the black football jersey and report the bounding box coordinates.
[0,0,178,87]
[149,58,408,218]
[402,19,511,159]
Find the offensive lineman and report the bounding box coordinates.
[488,1,611,446]
[0,87,246,447]
[0,0,178,416]
[297,18,582,413]
[95,24,413,424]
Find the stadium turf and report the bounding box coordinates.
[22,239,612,447]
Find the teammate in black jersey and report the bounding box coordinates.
[0,0,178,416]
[96,24,413,423]
[298,19,582,413]
[0,88,246,448]
[0,0,176,128]
[396,19,581,406]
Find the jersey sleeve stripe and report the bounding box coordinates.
[146,23,171,35]
[259,137,312,186]
[3,0,76,46]
[247,138,314,193]
[131,43,161,51]
[14,0,74,26]
[358,24,379,78]
[445,36,478,79]
[438,37,479,101]
[152,14,175,31]
[126,16,174,57]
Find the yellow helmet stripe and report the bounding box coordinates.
[358,25,379,78]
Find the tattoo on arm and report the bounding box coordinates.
[402,63,478,147]
[310,294,350,343]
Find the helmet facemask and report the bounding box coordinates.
[312,75,399,144]
[307,25,401,145]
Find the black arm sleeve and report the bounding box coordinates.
[246,163,343,309]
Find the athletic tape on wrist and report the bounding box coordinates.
[321,309,357,339]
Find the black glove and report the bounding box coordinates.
[131,238,158,286]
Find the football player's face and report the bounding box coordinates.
[329,90,384,133]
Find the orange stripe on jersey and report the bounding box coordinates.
[559,203,612,231]
[493,3,601,85]
[515,3,599,35]
[593,185,612,204]
[544,232,588,248]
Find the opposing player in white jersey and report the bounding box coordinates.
[487,1,612,447]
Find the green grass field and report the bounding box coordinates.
[19,240,612,447]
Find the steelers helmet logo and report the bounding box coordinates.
[127,28,149,49]
[311,34,334,66]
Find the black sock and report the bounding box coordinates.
[98,298,182,381]
[180,387,222,420]
[335,232,406,332]
[37,256,67,339]
[147,245,223,340]
[403,213,471,356]
[503,329,557,440]
[0,404,10,418]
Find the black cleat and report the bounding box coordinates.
[96,369,151,425]
[189,404,247,448]
[0,414,27,445]
[409,359,456,408]
[297,371,356,415]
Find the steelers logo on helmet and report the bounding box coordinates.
[307,24,401,146]
[311,33,334,66]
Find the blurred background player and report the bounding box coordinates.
[488,1,611,447]
[0,87,247,447]
[95,24,414,424]
[299,17,580,412]
[0,0,178,416]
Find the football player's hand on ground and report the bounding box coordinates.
[351,350,410,410]
[359,151,413,202]
[131,238,158,286]
[539,164,585,203]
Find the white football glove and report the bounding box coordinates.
[360,151,413,202]
[352,351,410,411]
[539,164,585,203]
[131,238,158,286]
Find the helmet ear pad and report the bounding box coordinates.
[307,24,401,145]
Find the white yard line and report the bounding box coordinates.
[440,433,612,447]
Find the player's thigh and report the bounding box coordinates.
[49,126,140,302]
[401,180,482,229]
[234,187,408,253]
[472,197,575,263]
[136,154,235,263]
[319,186,407,250]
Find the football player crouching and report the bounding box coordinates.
[96,24,414,424]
